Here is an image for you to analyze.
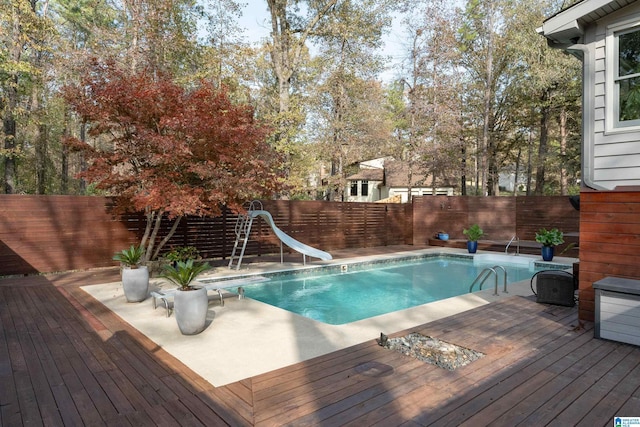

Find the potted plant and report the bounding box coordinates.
[113,245,149,302]
[463,224,484,253]
[162,259,211,335]
[164,246,200,267]
[535,228,564,261]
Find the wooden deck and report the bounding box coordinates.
[1,257,639,425]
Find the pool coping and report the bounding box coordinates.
[81,247,578,387]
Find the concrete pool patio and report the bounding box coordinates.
[2,245,639,425]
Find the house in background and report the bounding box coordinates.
[499,166,528,194]
[346,158,454,203]
[539,0,640,324]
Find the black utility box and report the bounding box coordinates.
[533,270,576,307]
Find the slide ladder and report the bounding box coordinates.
[228,201,260,270]
[228,201,332,270]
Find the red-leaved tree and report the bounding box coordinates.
[64,59,283,262]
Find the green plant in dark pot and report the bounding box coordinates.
[162,259,211,335]
[535,228,564,261]
[113,245,149,302]
[463,224,484,253]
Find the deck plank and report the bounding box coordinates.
[406,303,591,426]
[342,301,586,426]
[478,332,608,426]
[576,349,640,425]
[334,305,558,425]
[0,288,23,426]
[457,333,619,426]
[526,344,636,426]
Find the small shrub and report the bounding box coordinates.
[535,228,564,247]
[463,224,484,241]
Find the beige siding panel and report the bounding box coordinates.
[595,82,605,96]
[594,167,640,181]
[595,130,640,144]
[594,153,640,168]
[594,140,640,156]
[595,107,605,122]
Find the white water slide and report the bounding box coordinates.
[228,201,332,270]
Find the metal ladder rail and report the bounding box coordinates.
[228,200,263,270]
[492,265,508,293]
[228,213,249,269]
[234,215,256,270]
[505,236,520,255]
[469,265,508,296]
[469,267,498,295]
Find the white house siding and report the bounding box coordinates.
[587,2,640,189]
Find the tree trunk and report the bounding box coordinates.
[61,113,70,194]
[559,106,568,195]
[513,147,522,196]
[3,83,17,194]
[266,0,338,182]
[480,3,495,197]
[79,122,87,193]
[36,123,48,194]
[526,125,533,195]
[535,91,550,195]
[2,1,26,194]
[460,140,467,196]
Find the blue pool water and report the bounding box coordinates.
[241,255,569,325]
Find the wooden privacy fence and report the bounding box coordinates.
[0,196,412,276]
[412,195,580,243]
[0,195,579,276]
[157,200,412,260]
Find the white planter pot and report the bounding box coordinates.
[174,286,208,335]
[122,266,149,302]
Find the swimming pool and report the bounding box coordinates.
[237,254,570,325]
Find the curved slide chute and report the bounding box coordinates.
[249,210,333,262]
[228,203,332,270]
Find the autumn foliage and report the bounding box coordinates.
[64,60,283,261]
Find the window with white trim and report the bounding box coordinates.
[617,27,640,125]
[361,180,369,196]
[610,23,640,129]
[350,181,358,196]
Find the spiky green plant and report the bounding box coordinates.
[162,259,211,290]
[113,245,144,267]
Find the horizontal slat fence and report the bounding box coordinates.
[0,197,412,276]
[0,196,138,275]
[1,195,580,277]
[412,195,580,243]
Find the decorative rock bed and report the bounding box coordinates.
[380,332,484,371]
